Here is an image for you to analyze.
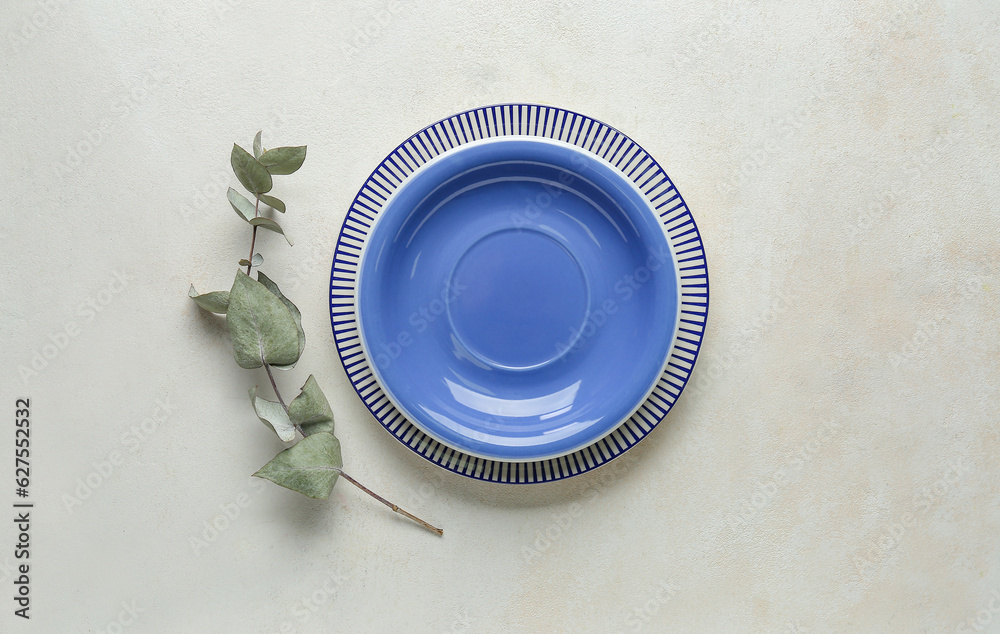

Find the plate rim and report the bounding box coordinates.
[353,135,683,461]
[330,103,709,484]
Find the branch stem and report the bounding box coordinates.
[336,469,444,536]
[246,194,261,275]
[263,362,288,411]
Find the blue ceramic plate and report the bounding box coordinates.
[332,105,708,481]
[357,137,678,461]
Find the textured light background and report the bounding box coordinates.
[1,0,998,632]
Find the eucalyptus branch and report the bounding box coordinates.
[189,130,443,537]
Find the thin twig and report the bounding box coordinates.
[336,469,444,536]
[263,362,288,411]
[245,194,261,275]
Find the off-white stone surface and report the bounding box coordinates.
[1,1,998,632]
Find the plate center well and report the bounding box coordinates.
[447,228,590,371]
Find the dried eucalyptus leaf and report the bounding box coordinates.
[301,419,334,436]
[249,386,296,442]
[289,375,334,435]
[188,285,230,314]
[249,217,292,246]
[259,194,285,213]
[259,146,307,175]
[226,271,301,369]
[227,187,256,223]
[253,130,263,159]
[256,271,305,367]
[253,431,342,499]
[231,143,273,195]
[251,253,263,266]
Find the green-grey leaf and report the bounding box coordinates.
[259,194,285,213]
[301,419,334,436]
[231,143,273,194]
[238,254,263,268]
[249,386,296,442]
[289,375,334,435]
[188,285,229,314]
[257,271,304,365]
[253,431,342,499]
[227,187,256,223]
[259,146,307,175]
[253,130,263,159]
[226,271,301,369]
[250,216,292,245]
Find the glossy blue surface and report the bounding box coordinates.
[356,137,679,461]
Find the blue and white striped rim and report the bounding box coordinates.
[330,104,709,483]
